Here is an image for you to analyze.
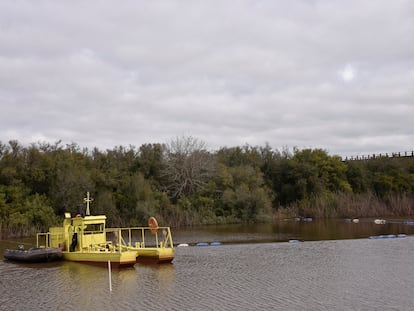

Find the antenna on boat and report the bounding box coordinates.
[84,192,93,216]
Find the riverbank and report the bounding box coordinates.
[274,192,414,220]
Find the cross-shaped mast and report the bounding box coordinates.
[83,191,93,216]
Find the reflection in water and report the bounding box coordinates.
[2,220,414,310]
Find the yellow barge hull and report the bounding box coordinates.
[135,247,174,264]
[62,251,137,268]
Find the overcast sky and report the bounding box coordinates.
[1,0,413,157]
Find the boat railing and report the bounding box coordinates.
[106,226,174,250]
[37,225,174,252]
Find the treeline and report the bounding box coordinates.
[1,137,414,237]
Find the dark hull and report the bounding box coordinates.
[136,256,174,264]
[4,248,63,263]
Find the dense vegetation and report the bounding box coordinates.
[1,138,414,237]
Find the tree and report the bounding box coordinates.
[161,136,215,201]
[216,164,273,222]
[50,148,94,215]
[274,149,351,206]
[137,143,164,183]
[346,161,370,193]
[216,145,263,168]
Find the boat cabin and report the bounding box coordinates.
[47,214,108,252]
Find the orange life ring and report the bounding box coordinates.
[148,216,159,234]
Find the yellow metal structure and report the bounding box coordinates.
[107,227,175,264]
[37,192,174,267]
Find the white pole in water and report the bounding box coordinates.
[108,260,112,292]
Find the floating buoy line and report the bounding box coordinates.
[175,220,414,247]
[196,242,222,247]
[176,242,222,247]
[177,243,189,247]
[369,234,407,239]
[176,234,411,246]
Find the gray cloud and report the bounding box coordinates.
[1,0,413,157]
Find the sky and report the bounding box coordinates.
[1,0,413,158]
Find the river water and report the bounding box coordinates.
[2,219,414,310]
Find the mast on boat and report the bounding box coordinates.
[83,191,93,216]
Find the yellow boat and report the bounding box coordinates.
[37,192,174,267]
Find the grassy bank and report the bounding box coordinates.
[275,192,414,219]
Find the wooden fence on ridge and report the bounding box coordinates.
[343,150,414,161]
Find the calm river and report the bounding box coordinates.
[2,219,414,310]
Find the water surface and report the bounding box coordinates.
[2,219,414,310]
